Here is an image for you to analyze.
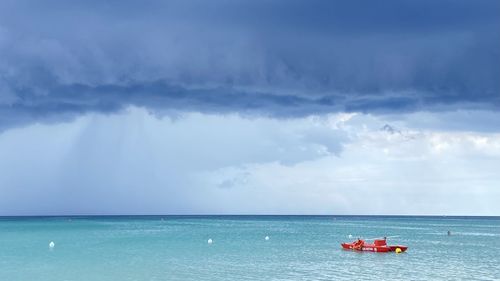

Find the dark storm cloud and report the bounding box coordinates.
[0,0,499,128]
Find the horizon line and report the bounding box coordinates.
[1,214,499,218]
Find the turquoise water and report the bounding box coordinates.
[0,216,499,280]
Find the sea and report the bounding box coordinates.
[0,216,499,281]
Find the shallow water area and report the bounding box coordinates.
[0,216,498,281]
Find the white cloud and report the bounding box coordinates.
[0,107,499,215]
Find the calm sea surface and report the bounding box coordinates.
[0,216,499,281]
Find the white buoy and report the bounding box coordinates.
[207,238,213,244]
[265,236,270,241]
[49,241,55,248]
[348,234,353,239]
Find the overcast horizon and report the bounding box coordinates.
[1,0,499,216]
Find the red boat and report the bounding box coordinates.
[341,238,408,253]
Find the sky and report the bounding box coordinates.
[0,0,499,215]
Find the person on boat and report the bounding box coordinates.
[353,238,364,250]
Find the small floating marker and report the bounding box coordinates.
[265,236,270,241]
[395,247,402,254]
[207,238,213,244]
[49,241,55,248]
[348,234,353,239]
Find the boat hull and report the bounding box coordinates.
[341,242,407,253]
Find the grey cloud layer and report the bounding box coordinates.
[0,0,499,128]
